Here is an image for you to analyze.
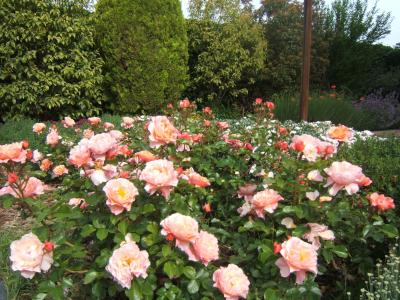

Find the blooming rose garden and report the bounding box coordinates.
[0,99,398,299]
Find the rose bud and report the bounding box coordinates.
[8,172,19,184]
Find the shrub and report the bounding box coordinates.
[0,100,398,299]
[95,0,188,114]
[0,0,104,121]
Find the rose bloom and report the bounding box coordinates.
[68,197,88,209]
[83,128,94,139]
[180,98,191,109]
[160,213,199,254]
[0,142,27,163]
[121,117,135,129]
[319,196,332,203]
[53,165,68,177]
[368,192,395,212]
[307,170,324,182]
[327,125,352,142]
[63,116,75,128]
[139,159,179,199]
[32,123,46,133]
[40,158,53,172]
[182,168,210,188]
[217,121,230,129]
[0,177,45,199]
[303,223,335,249]
[88,133,117,156]
[203,106,212,114]
[46,129,61,146]
[88,117,101,126]
[213,264,250,300]
[266,101,275,110]
[103,178,139,215]
[32,150,43,163]
[88,164,118,186]
[68,142,92,168]
[250,189,284,218]
[237,183,257,201]
[106,234,150,289]
[134,150,158,163]
[9,233,53,279]
[186,231,219,266]
[204,119,211,127]
[324,161,366,196]
[275,237,318,284]
[255,98,263,105]
[148,116,179,148]
[103,122,115,131]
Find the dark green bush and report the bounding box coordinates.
[95,0,188,114]
[0,0,104,121]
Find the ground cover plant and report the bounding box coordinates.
[0,100,398,299]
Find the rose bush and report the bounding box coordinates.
[0,99,398,299]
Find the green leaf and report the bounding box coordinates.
[33,293,47,300]
[380,224,398,238]
[146,222,158,234]
[118,219,129,235]
[183,266,196,279]
[143,204,156,214]
[264,288,279,300]
[125,281,142,300]
[163,261,178,279]
[1,196,13,209]
[187,280,199,294]
[81,224,96,237]
[162,245,171,257]
[333,245,348,258]
[83,271,98,284]
[96,228,108,241]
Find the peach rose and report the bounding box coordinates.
[53,165,68,177]
[46,129,61,146]
[160,213,199,254]
[182,168,210,188]
[68,142,92,168]
[139,159,178,199]
[106,234,150,289]
[63,116,75,128]
[9,233,53,279]
[0,142,27,163]
[103,122,115,131]
[237,183,257,201]
[327,125,353,142]
[275,237,318,284]
[217,121,230,129]
[250,189,284,218]
[324,161,366,196]
[109,130,124,141]
[103,178,139,215]
[303,223,335,249]
[148,116,179,148]
[40,158,53,172]
[32,123,46,133]
[134,150,158,163]
[68,198,88,209]
[368,192,395,212]
[187,231,219,266]
[88,133,117,156]
[83,128,94,139]
[179,98,191,109]
[88,164,118,186]
[213,264,250,300]
[88,117,101,126]
[1,177,46,199]
[121,117,135,129]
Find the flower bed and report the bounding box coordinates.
[0,99,398,299]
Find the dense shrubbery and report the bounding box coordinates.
[0,0,104,121]
[95,0,188,114]
[0,100,398,299]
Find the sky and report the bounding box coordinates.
[181,0,399,46]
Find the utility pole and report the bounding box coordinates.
[300,0,312,121]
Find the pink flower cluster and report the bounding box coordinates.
[291,134,336,162]
[368,192,395,212]
[238,188,284,218]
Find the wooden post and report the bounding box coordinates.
[300,0,312,121]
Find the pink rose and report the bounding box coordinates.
[103,122,115,131]
[88,117,101,126]
[103,178,139,215]
[139,159,178,199]
[88,133,117,156]
[32,150,43,163]
[213,264,250,300]
[9,233,53,279]
[324,161,366,196]
[250,189,284,218]
[88,164,118,186]
[68,141,92,168]
[179,98,191,109]
[0,177,45,199]
[121,117,135,129]
[368,192,395,212]
[275,237,318,284]
[237,183,257,201]
[134,150,158,163]
[187,230,219,266]
[181,168,210,187]
[0,142,27,163]
[53,165,68,177]
[68,198,88,209]
[160,213,199,254]
[63,116,75,128]
[106,234,150,289]
[83,128,94,139]
[303,223,335,249]
[217,121,230,130]
[46,129,61,146]
[32,123,46,133]
[148,116,179,148]
[307,170,324,182]
[109,130,124,141]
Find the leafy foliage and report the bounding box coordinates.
[0,0,104,121]
[95,0,188,114]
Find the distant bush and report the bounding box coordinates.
[95,0,188,114]
[0,0,104,121]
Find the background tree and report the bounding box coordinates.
[186,0,266,109]
[95,0,188,114]
[0,0,104,121]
